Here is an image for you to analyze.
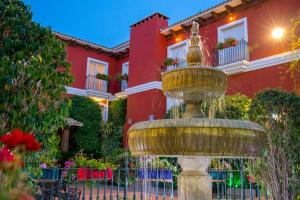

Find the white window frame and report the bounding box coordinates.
[122,61,129,75]
[86,57,109,76]
[166,40,188,112]
[167,39,189,58]
[217,17,248,43]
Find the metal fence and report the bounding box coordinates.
[213,39,249,66]
[31,167,270,200]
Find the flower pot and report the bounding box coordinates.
[41,168,60,180]
[138,168,173,180]
[77,168,113,180]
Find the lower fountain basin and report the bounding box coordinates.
[128,118,266,157]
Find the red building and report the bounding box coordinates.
[56,0,300,145]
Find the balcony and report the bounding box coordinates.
[85,74,107,93]
[161,59,187,73]
[121,80,128,92]
[214,39,249,66]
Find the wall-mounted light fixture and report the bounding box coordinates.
[272,27,285,39]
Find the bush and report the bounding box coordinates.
[248,89,300,199]
[100,122,123,159]
[108,98,127,127]
[216,94,251,120]
[69,96,102,155]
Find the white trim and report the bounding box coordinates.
[217,17,248,42]
[125,81,162,95]
[65,86,115,101]
[218,49,300,75]
[86,57,109,76]
[167,39,188,58]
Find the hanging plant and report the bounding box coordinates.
[115,73,128,81]
[96,73,110,81]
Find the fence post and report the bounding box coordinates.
[124,152,129,200]
[240,159,245,200]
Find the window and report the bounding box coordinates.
[167,40,188,61]
[166,40,188,111]
[217,18,249,65]
[102,106,108,122]
[218,18,248,42]
[86,58,108,92]
[121,62,129,91]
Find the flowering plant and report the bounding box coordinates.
[0,129,41,200]
[217,37,239,50]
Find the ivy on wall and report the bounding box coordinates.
[69,96,102,156]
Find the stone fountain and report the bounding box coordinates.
[128,21,267,200]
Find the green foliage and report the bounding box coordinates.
[96,73,110,81]
[0,0,73,136]
[290,15,300,94]
[248,89,300,199]
[216,94,251,120]
[73,151,116,170]
[69,96,102,155]
[100,122,123,159]
[108,98,127,127]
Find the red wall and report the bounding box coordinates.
[124,14,168,146]
[167,0,300,63]
[124,89,166,146]
[227,64,293,97]
[66,45,125,94]
[128,14,168,87]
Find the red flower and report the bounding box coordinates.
[0,147,14,162]
[0,147,15,170]
[0,129,41,151]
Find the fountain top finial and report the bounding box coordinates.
[191,21,199,36]
[186,21,203,66]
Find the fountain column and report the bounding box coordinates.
[178,157,212,200]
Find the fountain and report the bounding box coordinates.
[128,21,267,200]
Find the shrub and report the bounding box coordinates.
[248,89,300,199]
[69,96,102,155]
[108,98,127,127]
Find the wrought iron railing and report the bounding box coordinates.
[86,74,107,93]
[214,39,249,66]
[30,167,270,200]
[121,80,128,92]
[161,59,187,73]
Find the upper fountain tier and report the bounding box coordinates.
[162,21,227,102]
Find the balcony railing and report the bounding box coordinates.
[121,80,128,92]
[214,39,249,66]
[161,59,187,73]
[86,74,107,93]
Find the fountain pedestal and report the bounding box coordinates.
[178,157,212,200]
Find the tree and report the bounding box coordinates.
[290,14,300,95]
[249,89,300,199]
[0,0,73,142]
[69,96,102,156]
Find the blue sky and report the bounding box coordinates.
[23,0,225,47]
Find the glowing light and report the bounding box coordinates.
[272,28,284,39]
[175,37,181,42]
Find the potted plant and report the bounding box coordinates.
[217,37,239,50]
[39,155,59,180]
[96,73,110,81]
[115,73,128,81]
[138,158,174,180]
[161,58,174,71]
[73,152,114,180]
